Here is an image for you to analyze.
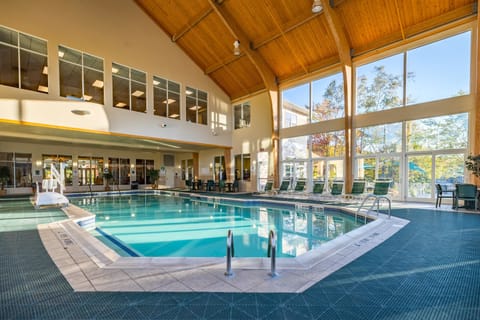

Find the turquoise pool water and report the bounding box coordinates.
[72,194,365,258]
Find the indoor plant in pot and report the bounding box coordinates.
[465,154,480,180]
[148,169,160,189]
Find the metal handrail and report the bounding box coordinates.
[356,194,391,223]
[267,230,279,277]
[224,229,234,277]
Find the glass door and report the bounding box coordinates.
[257,152,269,191]
[407,154,432,199]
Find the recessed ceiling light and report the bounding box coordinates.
[163,99,176,104]
[132,90,144,97]
[112,67,119,73]
[42,66,48,75]
[58,51,64,58]
[153,80,160,85]
[185,89,193,95]
[92,80,104,88]
[116,102,127,107]
[37,85,48,93]
[169,113,180,118]
[189,105,200,110]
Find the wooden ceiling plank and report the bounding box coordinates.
[353,6,476,58]
[404,3,476,38]
[172,7,214,42]
[263,0,308,73]
[209,0,277,91]
[252,10,319,50]
[205,54,243,75]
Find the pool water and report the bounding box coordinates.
[72,194,365,258]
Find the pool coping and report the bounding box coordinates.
[38,193,409,293]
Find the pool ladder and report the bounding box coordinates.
[356,194,391,223]
[267,230,278,277]
[224,229,279,278]
[225,230,234,277]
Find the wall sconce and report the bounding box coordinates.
[233,40,240,56]
[35,160,42,167]
[312,0,323,13]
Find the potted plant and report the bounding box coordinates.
[148,169,160,189]
[465,154,480,179]
[102,170,114,191]
[0,166,10,195]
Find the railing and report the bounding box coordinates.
[267,230,278,277]
[49,163,65,194]
[224,229,234,277]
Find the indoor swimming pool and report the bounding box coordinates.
[71,193,367,258]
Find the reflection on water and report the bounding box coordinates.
[73,194,365,258]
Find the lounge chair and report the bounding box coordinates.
[310,180,325,198]
[313,180,325,193]
[263,181,273,192]
[330,181,344,196]
[318,180,344,201]
[344,180,366,201]
[357,180,392,217]
[276,179,290,193]
[293,179,306,192]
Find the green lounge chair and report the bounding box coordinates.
[293,179,306,192]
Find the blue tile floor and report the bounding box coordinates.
[1,198,479,319]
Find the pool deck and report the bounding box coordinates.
[1,194,479,319]
[39,201,408,293]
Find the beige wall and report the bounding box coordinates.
[232,92,273,191]
[0,0,232,147]
[0,0,276,193]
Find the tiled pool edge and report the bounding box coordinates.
[38,201,409,293]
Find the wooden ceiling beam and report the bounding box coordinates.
[394,0,406,40]
[208,0,277,91]
[320,0,353,192]
[172,7,213,42]
[321,0,351,65]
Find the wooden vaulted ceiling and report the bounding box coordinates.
[135,0,477,101]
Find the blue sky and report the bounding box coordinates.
[283,31,471,108]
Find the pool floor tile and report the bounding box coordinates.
[1,197,480,319]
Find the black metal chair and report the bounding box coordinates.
[435,184,454,208]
